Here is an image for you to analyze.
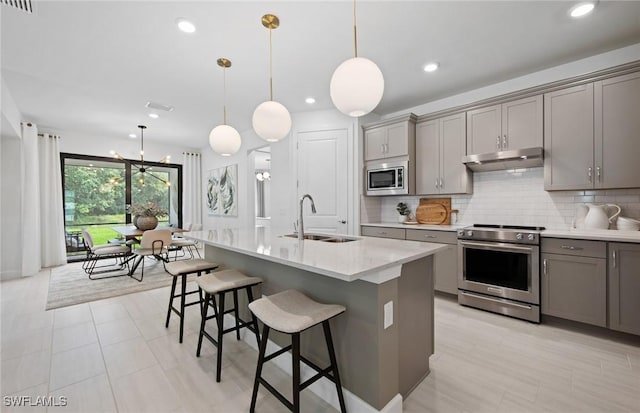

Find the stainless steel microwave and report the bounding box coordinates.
[366,160,409,196]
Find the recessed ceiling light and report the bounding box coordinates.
[569,2,595,18]
[129,133,136,138]
[305,97,316,104]
[423,62,439,73]
[148,113,159,119]
[176,18,196,33]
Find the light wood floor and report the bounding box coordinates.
[1,267,639,412]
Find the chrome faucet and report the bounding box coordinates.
[298,194,317,240]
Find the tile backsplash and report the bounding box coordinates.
[375,168,640,229]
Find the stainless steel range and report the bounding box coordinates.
[457,224,544,323]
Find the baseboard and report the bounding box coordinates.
[222,314,403,413]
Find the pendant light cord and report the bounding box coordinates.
[140,127,144,166]
[223,66,227,125]
[269,27,274,101]
[353,0,358,57]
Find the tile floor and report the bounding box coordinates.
[1,267,639,412]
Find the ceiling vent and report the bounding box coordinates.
[2,0,33,13]
[145,101,174,112]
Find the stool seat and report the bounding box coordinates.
[248,289,345,334]
[197,269,263,294]
[165,259,218,276]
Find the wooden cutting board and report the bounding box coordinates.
[416,198,452,225]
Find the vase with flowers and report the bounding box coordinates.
[127,201,169,230]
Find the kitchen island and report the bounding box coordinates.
[184,227,446,413]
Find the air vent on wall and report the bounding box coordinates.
[2,0,32,13]
[145,101,174,112]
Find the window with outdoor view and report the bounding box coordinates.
[62,153,182,260]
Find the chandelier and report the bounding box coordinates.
[110,125,171,186]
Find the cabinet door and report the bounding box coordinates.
[385,122,409,158]
[595,72,640,189]
[541,253,606,327]
[609,243,640,335]
[502,95,543,151]
[544,84,594,191]
[364,127,387,161]
[434,244,458,295]
[466,104,501,155]
[415,120,440,195]
[440,113,471,194]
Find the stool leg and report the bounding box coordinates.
[196,293,210,357]
[215,292,226,382]
[250,324,270,413]
[232,289,241,341]
[165,276,178,328]
[246,286,261,347]
[179,274,187,343]
[292,332,301,413]
[323,321,347,413]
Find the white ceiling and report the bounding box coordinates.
[2,1,640,149]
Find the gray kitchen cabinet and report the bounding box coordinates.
[545,71,640,191]
[406,229,458,295]
[466,95,542,155]
[363,114,416,161]
[541,238,607,327]
[608,242,640,336]
[416,112,471,195]
[594,72,640,189]
[360,225,406,240]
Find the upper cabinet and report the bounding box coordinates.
[466,95,543,155]
[544,71,640,191]
[364,114,417,161]
[416,112,472,195]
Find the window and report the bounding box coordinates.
[61,153,182,260]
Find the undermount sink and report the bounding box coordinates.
[282,234,359,243]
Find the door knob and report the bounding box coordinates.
[338,220,347,224]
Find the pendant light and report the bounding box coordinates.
[209,58,242,156]
[252,14,292,142]
[330,0,384,117]
[111,125,171,186]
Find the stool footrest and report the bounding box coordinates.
[259,378,294,411]
[263,345,292,363]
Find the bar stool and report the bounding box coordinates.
[248,289,347,413]
[164,259,220,343]
[195,269,263,382]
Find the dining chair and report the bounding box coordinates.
[129,229,172,282]
[81,229,131,279]
[170,223,201,261]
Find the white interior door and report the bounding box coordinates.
[297,129,348,234]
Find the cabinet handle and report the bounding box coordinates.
[424,235,437,239]
[377,231,387,235]
[435,179,439,189]
[543,258,547,276]
[439,178,444,189]
[596,166,601,182]
[561,245,583,251]
[612,250,616,268]
[502,135,508,150]
[587,167,592,183]
[496,136,501,150]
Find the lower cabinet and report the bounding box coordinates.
[361,226,458,295]
[406,229,458,295]
[608,242,640,335]
[541,238,607,327]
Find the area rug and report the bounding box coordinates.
[46,259,176,310]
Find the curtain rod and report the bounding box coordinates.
[182,152,201,156]
[37,133,60,138]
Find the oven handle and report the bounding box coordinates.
[460,291,533,310]
[459,240,535,253]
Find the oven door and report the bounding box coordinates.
[458,240,539,305]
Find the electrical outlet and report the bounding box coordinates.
[383,301,393,329]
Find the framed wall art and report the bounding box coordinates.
[207,164,238,216]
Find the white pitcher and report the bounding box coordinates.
[583,203,621,230]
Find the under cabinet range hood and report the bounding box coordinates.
[462,147,544,172]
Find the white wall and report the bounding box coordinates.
[1,78,23,279]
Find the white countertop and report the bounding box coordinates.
[361,222,463,231]
[184,228,447,282]
[542,228,640,243]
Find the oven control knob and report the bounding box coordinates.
[466,230,473,237]
[457,230,464,236]
[527,234,535,241]
[516,233,523,240]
